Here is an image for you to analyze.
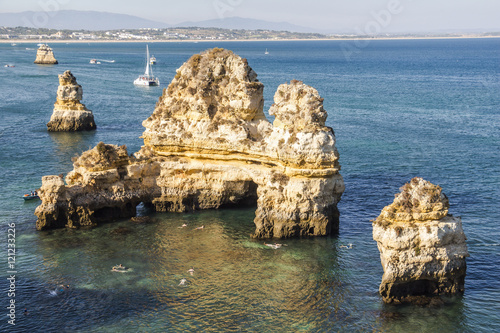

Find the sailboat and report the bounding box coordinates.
[134,45,159,86]
[265,48,269,55]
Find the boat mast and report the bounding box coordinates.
[145,45,151,77]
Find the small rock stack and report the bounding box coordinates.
[47,70,96,132]
[34,44,58,64]
[373,177,469,304]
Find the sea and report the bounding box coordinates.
[0,38,499,332]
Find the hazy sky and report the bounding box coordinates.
[1,0,499,32]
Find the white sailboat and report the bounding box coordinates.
[265,48,269,55]
[134,45,159,86]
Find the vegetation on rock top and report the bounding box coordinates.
[375,177,449,225]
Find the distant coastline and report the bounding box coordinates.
[2,35,499,44]
[2,26,498,44]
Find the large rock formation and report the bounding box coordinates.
[373,177,469,304]
[47,70,96,131]
[34,44,58,64]
[35,48,344,238]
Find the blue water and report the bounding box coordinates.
[0,39,499,332]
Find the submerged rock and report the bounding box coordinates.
[373,177,469,304]
[35,48,344,238]
[34,44,58,64]
[110,227,132,235]
[130,216,152,223]
[47,70,96,132]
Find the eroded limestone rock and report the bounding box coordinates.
[47,70,96,131]
[34,44,58,64]
[36,48,344,238]
[373,177,469,304]
[35,143,160,230]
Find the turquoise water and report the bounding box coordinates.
[0,39,499,332]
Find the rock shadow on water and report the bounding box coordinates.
[48,130,96,149]
[48,131,97,166]
[374,295,467,332]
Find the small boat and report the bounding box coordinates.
[134,45,159,86]
[150,55,156,65]
[91,58,114,64]
[4,64,15,68]
[23,193,40,201]
[265,48,269,55]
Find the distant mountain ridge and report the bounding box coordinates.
[0,10,319,33]
[0,10,168,30]
[3,10,494,34]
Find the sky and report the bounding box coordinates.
[1,0,499,33]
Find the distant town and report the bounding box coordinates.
[0,26,325,41]
[1,26,498,42]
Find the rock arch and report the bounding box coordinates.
[35,48,344,238]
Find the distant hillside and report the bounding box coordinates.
[0,11,319,33]
[175,16,317,33]
[0,10,167,30]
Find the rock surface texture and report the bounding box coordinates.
[34,44,58,64]
[373,177,469,304]
[47,70,96,131]
[36,48,344,238]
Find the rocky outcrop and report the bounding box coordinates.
[36,48,344,238]
[34,44,58,64]
[47,70,96,131]
[35,143,159,230]
[373,177,469,304]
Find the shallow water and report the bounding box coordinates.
[0,39,499,332]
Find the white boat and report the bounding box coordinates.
[150,55,156,65]
[91,58,114,64]
[134,45,159,86]
[265,48,269,55]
